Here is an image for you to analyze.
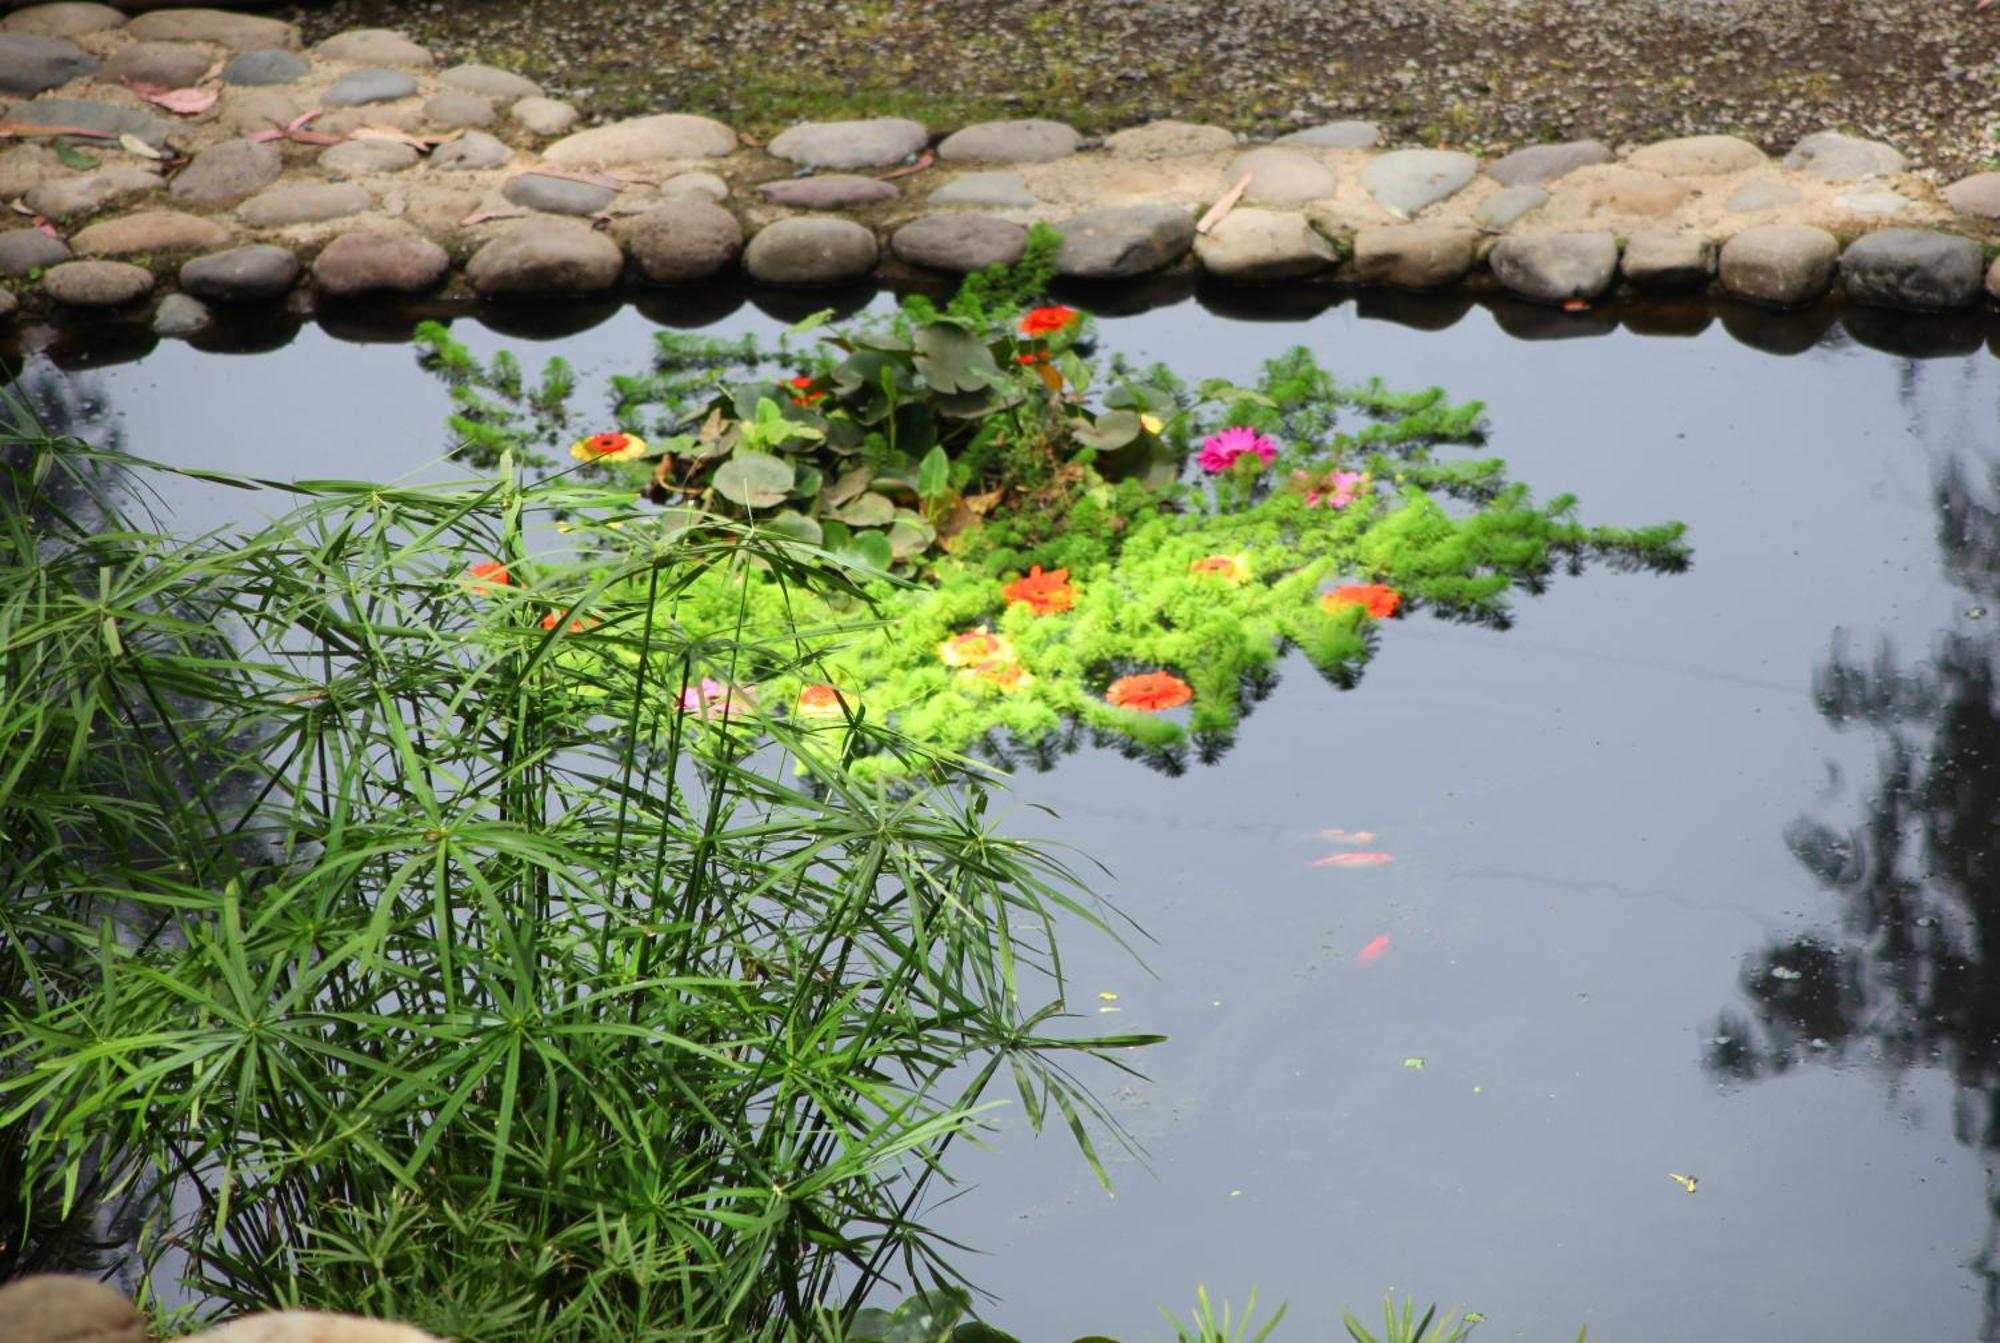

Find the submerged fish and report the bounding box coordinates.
[1357,934,1391,963]
[1313,851,1395,867]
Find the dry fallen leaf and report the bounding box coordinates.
[459,209,526,227]
[118,133,167,159]
[876,151,933,181]
[0,122,115,139]
[124,80,219,115]
[352,124,452,148]
[1197,171,1254,234]
[516,165,625,188]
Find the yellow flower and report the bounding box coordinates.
[1190,552,1251,585]
[569,431,648,463]
[939,626,1015,668]
[974,659,1034,693]
[1140,413,1165,435]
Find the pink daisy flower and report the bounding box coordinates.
[1197,426,1280,475]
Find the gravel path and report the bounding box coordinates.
[283,0,2000,176]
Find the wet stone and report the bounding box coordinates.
[770,117,927,170]
[1718,224,1838,307]
[937,119,1080,163]
[1725,179,1803,212]
[1472,183,1548,232]
[617,199,741,283]
[890,212,1027,273]
[1104,120,1236,157]
[1485,140,1612,187]
[1275,120,1381,149]
[1944,172,2000,220]
[1840,228,1983,312]
[27,165,160,217]
[466,217,624,295]
[541,113,734,167]
[439,64,540,102]
[323,69,418,108]
[429,130,511,171]
[1627,134,1765,175]
[316,29,434,67]
[170,138,282,204]
[1360,149,1477,217]
[502,171,617,216]
[312,229,447,295]
[1192,207,1337,281]
[103,41,211,90]
[1621,230,1714,290]
[930,171,1036,208]
[220,47,309,85]
[180,242,299,300]
[1784,130,1906,181]
[72,208,229,255]
[1230,146,1337,206]
[423,91,495,129]
[320,139,418,177]
[17,97,172,148]
[742,216,878,285]
[1351,222,1478,289]
[1054,202,1194,278]
[152,291,210,336]
[1489,230,1618,304]
[757,174,895,209]
[0,227,70,275]
[237,181,373,227]
[0,4,127,38]
[0,33,98,94]
[124,10,299,52]
[508,96,576,136]
[44,258,152,305]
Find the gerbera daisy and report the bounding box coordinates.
[1018,305,1078,337]
[1320,584,1401,619]
[569,431,648,463]
[973,659,1035,693]
[464,560,510,593]
[1001,564,1076,615]
[540,610,598,633]
[1106,670,1193,712]
[1189,553,1251,585]
[1303,470,1368,509]
[939,627,1015,668]
[796,683,847,717]
[1198,426,1279,475]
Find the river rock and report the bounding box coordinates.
[44,258,151,305]
[0,144,65,197]
[0,1275,149,1343]
[1193,207,1336,281]
[1,4,126,37]
[439,63,540,102]
[17,97,172,149]
[103,41,211,90]
[27,165,160,216]
[616,198,741,282]
[930,170,1036,208]
[152,291,210,336]
[310,229,446,295]
[1489,230,1618,304]
[316,29,433,67]
[743,216,878,284]
[395,181,480,234]
[423,92,495,129]
[1471,183,1547,232]
[220,48,309,85]
[73,209,230,255]
[502,171,617,215]
[1783,130,1906,181]
[937,119,1079,163]
[238,181,373,227]
[1718,224,1838,306]
[1834,186,1913,216]
[320,139,418,176]
[1943,172,2000,220]
[1725,179,1802,212]
[890,212,1026,272]
[660,170,728,201]
[429,130,511,171]
[0,227,70,275]
[1627,134,1765,175]
[508,96,576,136]
[0,33,97,93]
[324,68,418,107]
[1839,228,1982,312]
[1275,120,1381,149]
[1351,222,1478,289]
[1571,165,1689,216]
[171,138,283,204]
[1486,140,1612,187]
[541,113,735,167]
[1360,149,1477,217]
[1104,120,1236,157]
[1620,230,1713,290]
[756,174,896,209]
[180,242,298,300]
[180,1311,443,1343]
[769,117,926,170]
[215,87,301,135]
[125,9,299,51]
[467,216,624,294]
[1230,146,1337,206]
[1989,256,2000,303]
[1054,202,1193,278]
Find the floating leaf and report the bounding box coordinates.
[1668,1172,1698,1194]
[710,451,794,508]
[1403,1057,1425,1069]
[850,1308,895,1342]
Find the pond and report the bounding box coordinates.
[23,288,2000,1342]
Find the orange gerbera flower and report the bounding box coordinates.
[787,374,825,406]
[939,626,1015,668]
[569,431,648,463]
[1189,553,1250,585]
[796,683,847,717]
[1320,584,1401,619]
[465,560,510,593]
[1001,564,1075,615]
[1106,670,1193,712]
[1018,305,1078,337]
[973,659,1035,693]
[540,610,599,634]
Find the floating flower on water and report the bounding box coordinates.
[939,626,1015,668]
[679,676,751,720]
[1321,583,1401,619]
[540,609,598,633]
[1190,552,1251,585]
[464,560,510,593]
[1001,564,1075,615]
[1106,670,1193,712]
[787,374,825,407]
[1198,426,1279,475]
[1313,851,1395,868]
[569,431,648,463]
[796,683,847,718]
[1018,305,1078,337]
[973,659,1034,693]
[1299,469,1368,510]
[1356,934,1391,964]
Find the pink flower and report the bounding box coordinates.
[1197,426,1279,475]
[678,677,751,720]
[1303,470,1368,509]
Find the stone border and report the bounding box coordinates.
[0,7,1998,337]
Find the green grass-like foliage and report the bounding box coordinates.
[0,415,1159,1341]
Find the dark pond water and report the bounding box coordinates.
[30,288,2000,1342]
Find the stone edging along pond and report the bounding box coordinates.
[3,3,2000,335]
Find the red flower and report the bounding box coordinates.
[1001,564,1075,616]
[796,683,847,717]
[465,560,510,593]
[1320,584,1401,619]
[787,374,825,407]
[569,431,647,463]
[540,610,598,634]
[1015,352,1047,366]
[1106,670,1193,712]
[1018,306,1078,337]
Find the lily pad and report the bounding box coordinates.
[711,451,794,508]
[1073,409,1144,453]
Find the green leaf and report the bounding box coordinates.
[824,465,875,507]
[763,510,823,546]
[710,451,794,508]
[1071,410,1143,453]
[886,514,935,559]
[843,529,893,572]
[913,322,1000,394]
[790,463,823,500]
[883,1288,971,1343]
[53,143,97,170]
[952,1325,1021,1343]
[1104,382,1175,413]
[785,307,836,335]
[851,1308,895,1342]
[833,491,895,527]
[916,445,950,500]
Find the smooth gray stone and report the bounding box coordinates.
[1784,130,1907,182]
[1943,172,2000,220]
[429,130,510,171]
[0,227,69,275]
[1351,223,1479,289]
[890,212,1027,273]
[26,165,159,216]
[1275,120,1381,149]
[936,119,1079,163]
[1054,202,1194,278]
[422,91,495,129]
[311,229,448,295]
[466,217,624,295]
[438,63,540,102]
[1472,183,1548,232]
[322,68,418,108]
[768,117,926,170]
[1485,140,1612,187]
[1725,179,1803,212]
[501,171,617,216]
[1361,149,1478,216]
[616,199,742,283]
[742,216,878,285]
[1488,230,1619,304]
[237,181,373,227]
[151,291,210,336]
[1621,231,1714,290]
[1839,228,1983,312]
[1230,146,1337,205]
[179,243,299,301]
[319,139,418,177]
[0,32,97,94]
[15,96,171,148]
[220,47,309,85]
[1718,224,1839,307]
[43,258,151,306]
[930,171,1036,208]
[102,41,210,89]
[756,174,896,209]
[0,4,127,38]
[1193,207,1338,281]
[170,138,283,204]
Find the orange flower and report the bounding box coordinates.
[1001,564,1075,616]
[1106,670,1193,712]
[1015,352,1048,366]
[787,374,825,407]
[1189,553,1250,585]
[939,626,1014,668]
[1018,306,1078,337]
[796,683,847,717]
[465,560,510,593]
[569,431,648,463]
[1321,584,1401,619]
[540,610,598,634]
[973,659,1034,693]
